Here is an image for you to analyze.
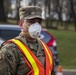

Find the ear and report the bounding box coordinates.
[18,20,23,28]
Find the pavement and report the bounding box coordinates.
[63,69,76,72]
[63,69,76,75]
[55,66,76,75]
[56,69,76,75]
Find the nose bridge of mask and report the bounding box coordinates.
[30,22,40,27]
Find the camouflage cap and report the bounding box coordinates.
[19,6,42,20]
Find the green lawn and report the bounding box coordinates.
[48,29,76,69]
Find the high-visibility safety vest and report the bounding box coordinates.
[7,39,54,75]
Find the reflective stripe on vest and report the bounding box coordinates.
[38,38,53,75]
[10,39,53,75]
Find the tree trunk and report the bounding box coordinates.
[45,0,51,28]
[0,0,6,22]
[70,0,76,31]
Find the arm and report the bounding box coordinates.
[0,43,18,75]
[0,43,30,75]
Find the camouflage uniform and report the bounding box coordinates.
[0,33,45,75]
[0,6,55,75]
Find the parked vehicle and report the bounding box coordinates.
[0,24,59,66]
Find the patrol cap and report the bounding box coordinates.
[19,6,42,20]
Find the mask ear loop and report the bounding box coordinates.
[22,22,30,35]
[23,21,30,28]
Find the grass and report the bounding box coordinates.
[48,29,76,69]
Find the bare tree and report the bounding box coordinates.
[69,0,76,31]
[0,0,6,22]
[44,0,51,28]
[16,0,20,23]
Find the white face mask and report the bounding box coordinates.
[28,22,42,39]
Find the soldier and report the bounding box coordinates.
[0,6,55,75]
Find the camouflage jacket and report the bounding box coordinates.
[0,34,55,75]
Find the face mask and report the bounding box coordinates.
[28,22,42,39]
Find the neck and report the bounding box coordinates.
[26,36,37,42]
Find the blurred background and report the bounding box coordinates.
[0,0,76,70]
[0,0,76,31]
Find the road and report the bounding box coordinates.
[55,69,76,75]
[63,71,76,75]
[63,70,76,75]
